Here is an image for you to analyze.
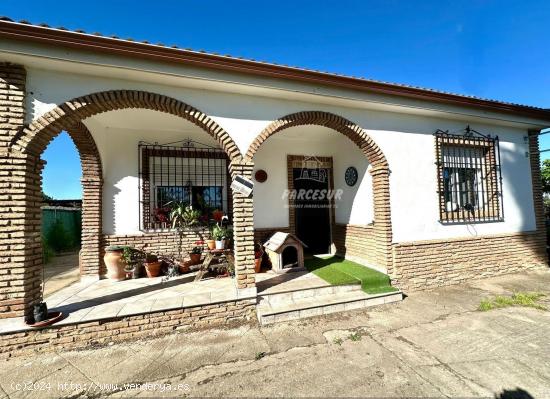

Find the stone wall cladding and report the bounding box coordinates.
[246,111,392,273]
[0,298,256,359]
[392,232,547,291]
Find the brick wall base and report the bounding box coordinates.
[101,229,212,276]
[0,298,256,359]
[333,223,378,266]
[392,231,548,291]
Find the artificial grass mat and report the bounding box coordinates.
[304,256,397,294]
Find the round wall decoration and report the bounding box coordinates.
[254,169,268,183]
[345,166,358,186]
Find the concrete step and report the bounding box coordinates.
[259,282,362,305]
[257,289,403,325]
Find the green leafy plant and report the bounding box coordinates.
[190,246,203,255]
[212,224,227,241]
[255,351,266,360]
[333,337,343,346]
[169,202,201,261]
[478,292,546,311]
[348,332,362,342]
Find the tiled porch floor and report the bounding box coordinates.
[0,270,351,334]
[0,273,248,334]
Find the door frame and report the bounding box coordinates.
[287,155,335,254]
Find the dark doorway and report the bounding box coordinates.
[282,246,298,268]
[293,167,331,254]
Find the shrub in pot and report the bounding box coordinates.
[104,245,126,281]
[212,225,227,250]
[189,245,203,265]
[144,253,161,278]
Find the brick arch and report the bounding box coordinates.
[5,90,245,319]
[247,111,393,274]
[246,111,388,169]
[12,90,242,161]
[64,122,103,277]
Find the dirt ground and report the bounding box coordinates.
[43,251,80,298]
[2,270,550,398]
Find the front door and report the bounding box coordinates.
[293,167,331,254]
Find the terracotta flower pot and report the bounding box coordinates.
[190,253,202,265]
[206,240,216,250]
[178,260,192,274]
[254,257,262,273]
[144,261,162,278]
[104,248,126,281]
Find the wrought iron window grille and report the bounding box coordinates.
[434,126,504,224]
[138,139,232,231]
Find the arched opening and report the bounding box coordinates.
[6,90,253,319]
[282,246,298,268]
[41,131,84,297]
[247,111,392,275]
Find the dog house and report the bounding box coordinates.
[264,232,307,273]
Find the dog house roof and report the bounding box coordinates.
[263,232,307,253]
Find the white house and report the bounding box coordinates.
[0,19,548,351]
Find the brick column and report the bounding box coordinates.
[371,166,393,275]
[0,63,42,319]
[0,151,44,319]
[528,130,548,264]
[0,63,25,149]
[229,158,256,294]
[80,176,103,278]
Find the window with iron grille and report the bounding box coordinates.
[435,128,503,223]
[139,140,232,230]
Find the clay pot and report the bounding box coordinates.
[178,260,192,274]
[206,240,216,250]
[144,261,161,278]
[254,257,262,273]
[190,253,202,265]
[104,248,126,281]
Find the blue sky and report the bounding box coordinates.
[2,0,549,199]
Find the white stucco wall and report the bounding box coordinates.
[23,66,537,243]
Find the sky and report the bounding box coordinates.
[2,0,549,199]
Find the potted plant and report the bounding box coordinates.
[144,253,161,278]
[170,201,201,267]
[224,227,233,249]
[104,245,126,281]
[121,246,145,279]
[205,224,216,250]
[189,244,203,265]
[254,242,264,273]
[212,224,227,249]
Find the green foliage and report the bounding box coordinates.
[45,218,74,252]
[212,224,228,240]
[541,159,550,194]
[348,332,362,341]
[478,292,546,311]
[255,352,266,360]
[170,202,201,230]
[333,338,343,346]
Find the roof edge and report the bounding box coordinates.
[1,19,550,123]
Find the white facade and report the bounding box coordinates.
[2,44,544,244]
